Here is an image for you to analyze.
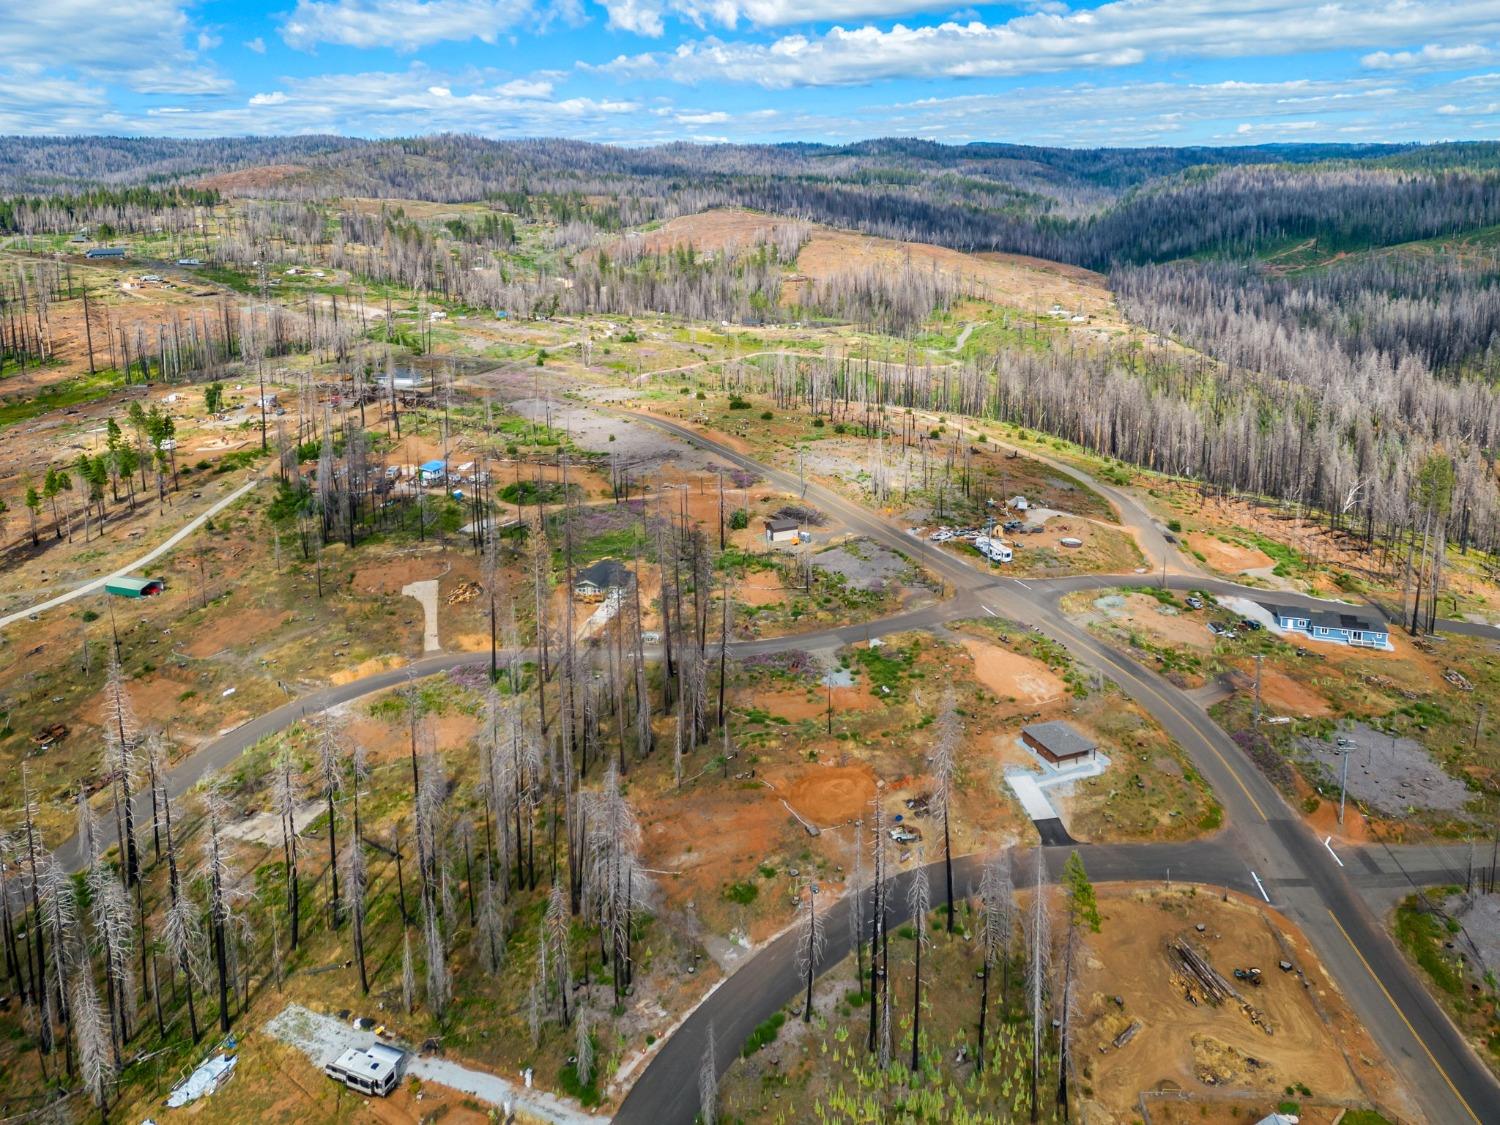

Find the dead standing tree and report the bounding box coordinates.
[932,689,960,932]
[797,880,826,1023]
[101,653,142,886]
[200,781,243,1034]
[977,849,1014,1071]
[1026,859,1052,1124]
[906,853,931,1073]
[273,747,301,949]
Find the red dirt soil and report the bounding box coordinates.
[783,763,876,825]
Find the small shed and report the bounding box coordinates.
[1007,496,1030,511]
[85,247,126,259]
[324,1042,406,1096]
[418,460,446,482]
[105,576,165,599]
[575,559,633,602]
[764,517,800,544]
[1021,720,1096,766]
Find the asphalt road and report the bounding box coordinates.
[45,407,1499,1121]
[616,410,1500,1125]
[54,606,972,877]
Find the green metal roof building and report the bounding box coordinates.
[104,576,165,599]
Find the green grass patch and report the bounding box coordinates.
[1394,892,1466,997]
[742,1012,786,1057]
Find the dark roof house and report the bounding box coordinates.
[1020,720,1097,765]
[575,559,634,599]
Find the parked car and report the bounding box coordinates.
[888,827,922,844]
[1184,596,1205,610]
[1239,619,1263,631]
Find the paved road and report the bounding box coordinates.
[0,474,262,633]
[44,407,1496,1119]
[617,841,1247,1125]
[616,410,1500,1125]
[54,604,971,876]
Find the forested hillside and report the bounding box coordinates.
[7,134,1499,266]
[2,133,1498,570]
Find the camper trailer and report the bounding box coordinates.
[324,1043,406,1097]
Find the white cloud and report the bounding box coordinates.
[496,78,556,96]
[245,36,267,53]
[599,0,956,36]
[676,109,730,122]
[1362,43,1500,71]
[70,66,647,139]
[280,0,566,50]
[599,0,1500,86]
[0,1,230,94]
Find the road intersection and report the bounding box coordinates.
[45,407,1500,1122]
[613,410,1500,1124]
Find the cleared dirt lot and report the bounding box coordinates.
[1079,885,1410,1122]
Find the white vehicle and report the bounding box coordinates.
[974,536,1013,564]
[325,1043,406,1097]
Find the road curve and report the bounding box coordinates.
[616,841,1247,1125]
[56,603,971,876]
[617,409,1500,1124]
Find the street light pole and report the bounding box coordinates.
[1338,746,1352,826]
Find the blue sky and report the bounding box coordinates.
[3,0,1500,145]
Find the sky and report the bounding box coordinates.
[4,0,1500,145]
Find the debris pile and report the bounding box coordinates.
[1443,668,1474,692]
[1169,937,1274,1035]
[446,580,483,605]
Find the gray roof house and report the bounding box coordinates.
[1020,720,1097,765]
[1260,602,1390,650]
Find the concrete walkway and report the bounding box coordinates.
[401,579,441,652]
[265,1004,608,1125]
[0,475,262,633]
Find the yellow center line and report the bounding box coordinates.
[1063,625,1268,821]
[1326,909,1481,1125]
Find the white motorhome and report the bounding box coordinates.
[324,1042,406,1096]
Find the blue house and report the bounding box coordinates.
[418,459,446,482]
[1261,602,1391,650]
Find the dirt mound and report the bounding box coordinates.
[960,638,1065,705]
[785,764,876,824]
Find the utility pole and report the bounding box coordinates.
[1252,655,1263,726]
[1161,552,1168,590]
[1336,740,1355,826]
[1474,704,1487,754]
